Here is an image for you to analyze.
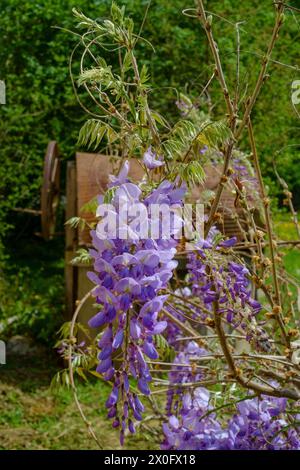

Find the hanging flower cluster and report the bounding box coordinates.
[162,377,300,450]
[186,235,271,351]
[160,234,300,449]
[227,395,300,450]
[162,385,227,450]
[166,340,207,417]
[87,161,186,443]
[231,154,260,204]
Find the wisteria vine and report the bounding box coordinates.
[61,1,300,450]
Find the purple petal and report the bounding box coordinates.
[89,311,107,328]
[112,418,120,428]
[128,419,136,434]
[152,321,168,334]
[219,237,237,248]
[142,313,154,329]
[138,378,151,396]
[106,386,119,407]
[169,415,180,429]
[115,277,141,295]
[87,271,100,284]
[143,147,164,170]
[111,253,137,266]
[109,160,129,186]
[143,340,159,359]
[123,372,129,393]
[97,358,112,374]
[140,295,168,316]
[98,344,112,360]
[107,405,117,418]
[112,330,124,349]
[133,408,143,421]
[103,367,115,381]
[106,305,117,322]
[94,258,116,274]
[93,285,117,304]
[130,318,141,340]
[135,250,160,268]
[134,395,145,412]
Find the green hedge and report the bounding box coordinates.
[0,0,299,248]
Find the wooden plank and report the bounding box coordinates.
[76,266,98,343]
[65,161,77,320]
[65,161,78,250]
[76,153,144,246]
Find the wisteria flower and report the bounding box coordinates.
[143,147,164,169]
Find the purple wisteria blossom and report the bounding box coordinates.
[87,161,186,443]
[109,160,130,186]
[165,341,207,417]
[143,147,164,170]
[186,234,270,350]
[86,160,296,448]
[162,379,300,450]
[231,156,260,203]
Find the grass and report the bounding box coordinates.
[282,250,300,281]
[0,353,158,450]
[273,212,300,281]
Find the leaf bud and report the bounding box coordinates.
[272,305,282,315]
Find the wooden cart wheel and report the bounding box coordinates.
[41,141,61,240]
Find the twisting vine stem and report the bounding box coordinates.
[195,0,286,236]
[247,117,290,347]
[68,288,103,449]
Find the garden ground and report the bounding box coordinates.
[0,353,156,450]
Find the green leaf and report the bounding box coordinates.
[106,126,118,144]
[77,120,108,150]
[154,334,175,362]
[80,196,98,214]
[198,119,232,149]
[65,216,87,231]
[76,367,88,381]
[50,370,70,391]
[163,119,198,160]
[72,8,97,29]
[103,186,117,204]
[140,64,150,85]
[171,160,205,187]
[124,17,134,36]
[122,50,132,73]
[111,2,125,24]
[151,111,169,129]
[71,248,92,266]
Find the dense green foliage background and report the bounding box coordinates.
[0,0,299,342]
[1,0,299,238]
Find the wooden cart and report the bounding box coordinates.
[14,141,61,240]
